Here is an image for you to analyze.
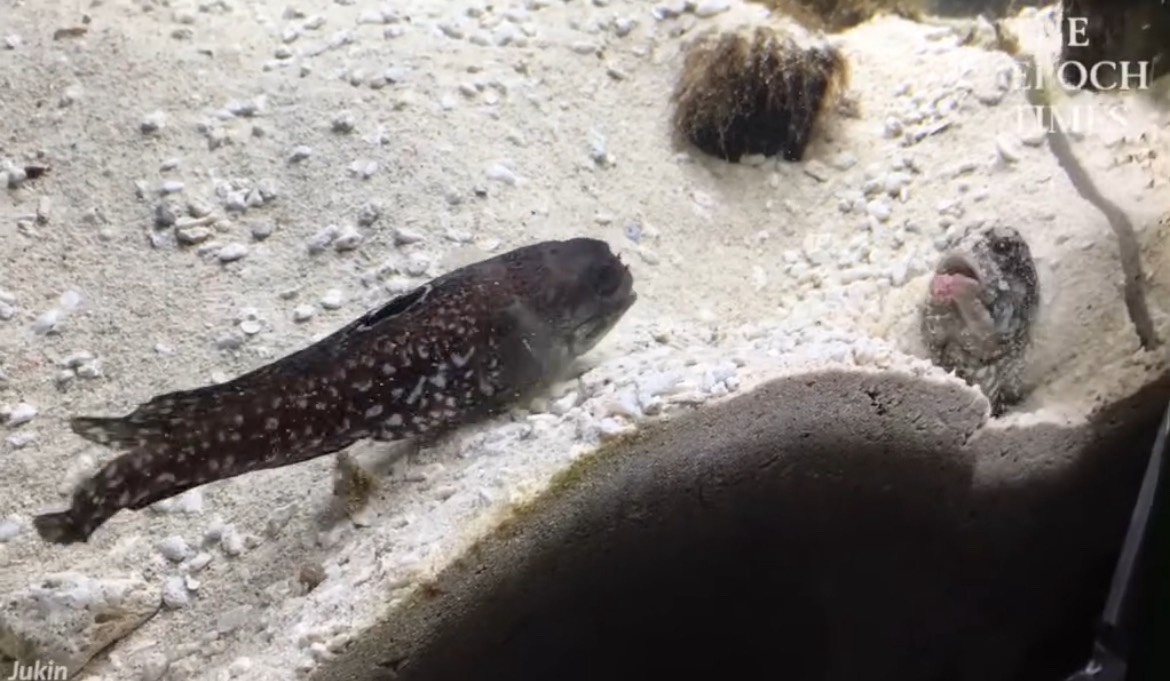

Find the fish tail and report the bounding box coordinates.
[45,391,363,544]
[46,336,375,544]
[36,444,217,545]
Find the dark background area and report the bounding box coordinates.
[312,372,1169,681]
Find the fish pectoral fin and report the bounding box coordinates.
[33,510,88,545]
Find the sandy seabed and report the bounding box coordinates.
[1,0,1168,679]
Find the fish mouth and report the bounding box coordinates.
[610,255,638,310]
[603,255,641,313]
[928,250,1000,354]
[930,252,984,306]
[616,290,637,316]
[568,256,637,356]
[935,253,981,283]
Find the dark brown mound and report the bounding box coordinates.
[671,25,849,163]
[752,0,927,32]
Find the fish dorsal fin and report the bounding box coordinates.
[350,284,433,333]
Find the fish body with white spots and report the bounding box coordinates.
[920,224,1040,416]
[34,238,637,544]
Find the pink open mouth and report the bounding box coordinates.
[930,254,981,303]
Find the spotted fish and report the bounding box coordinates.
[34,238,637,544]
[920,224,1040,416]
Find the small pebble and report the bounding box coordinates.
[331,111,356,133]
[176,489,204,513]
[225,191,248,212]
[486,163,517,185]
[570,41,599,56]
[188,552,213,573]
[348,159,379,179]
[830,152,858,171]
[187,198,214,218]
[203,518,226,545]
[154,202,180,228]
[882,117,903,139]
[227,99,259,117]
[0,516,22,542]
[216,331,246,350]
[6,432,36,449]
[3,403,36,427]
[692,0,730,18]
[177,226,213,244]
[141,110,167,134]
[75,359,103,379]
[321,289,345,310]
[624,223,642,243]
[613,17,637,37]
[866,201,892,222]
[221,525,245,556]
[995,134,1022,164]
[162,576,191,609]
[383,66,409,84]
[333,225,364,251]
[59,85,82,107]
[157,535,193,563]
[250,221,274,240]
[31,195,49,224]
[293,305,316,323]
[256,178,280,202]
[392,227,424,245]
[307,225,339,254]
[228,657,254,677]
[289,145,313,163]
[1020,129,1046,147]
[438,23,464,39]
[59,290,81,311]
[404,254,429,277]
[356,202,382,227]
[217,243,249,262]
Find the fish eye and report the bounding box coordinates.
[990,236,1013,254]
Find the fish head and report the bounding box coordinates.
[922,224,1039,363]
[524,238,638,358]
